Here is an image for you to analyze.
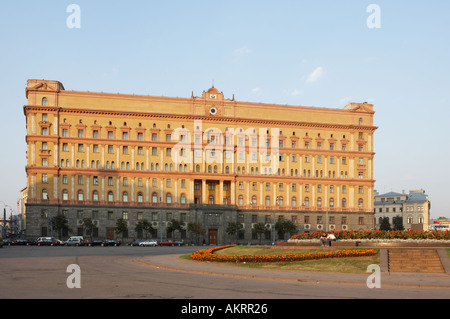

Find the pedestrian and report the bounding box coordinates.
[326,233,336,247]
[320,233,327,247]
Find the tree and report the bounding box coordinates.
[81,217,95,240]
[187,222,206,245]
[166,219,184,239]
[135,219,154,239]
[51,214,70,239]
[226,221,243,244]
[252,223,269,245]
[115,218,128,240]
[379,217,391,231]
[275,220,297,240]
[393,216,404,231]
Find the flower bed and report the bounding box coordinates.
[290,230,450,241]
[190,245,378,263]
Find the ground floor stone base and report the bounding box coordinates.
[25,203,374,245]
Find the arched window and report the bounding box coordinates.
[93,191,99,201]
[225,166,230,174]
[238,195,244,206]
[77,190,84,201]
[166,193,172,204]
[358,198,363,209]
[62,189,69,201]
[108,191,114,202]
[180,193,186,204]
[137,192,143,203]
[304,197,309,207]
[278,196,284,207]
[359,118,363,125]
[342,198,347,208]
[196,165,200,173]
[329,197,334,207]
[251,195,257,206]
[152,192,158,203]
[42,189,48,200]
[209,195,214,204]
[317,197,322,207]
[265,196,271,207]
[42,97,48,106]
[208,165,212,173]
[291,196,297,207]
[122,192,128,202]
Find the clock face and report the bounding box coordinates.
[209,107,217,115]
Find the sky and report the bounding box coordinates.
[0,1,449,219]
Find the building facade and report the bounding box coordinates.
[24,79,377,244]
[374,190,431,230]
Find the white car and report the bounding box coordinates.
[139,240,158,247]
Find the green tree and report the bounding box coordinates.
[187,221,206,245]
[379,217,391,231]
[393,215,404,231]
[166,219,185,239]
[135,219,154,239]
[252,223,269,245]
[115,218,128,240]
[226,221,243,244]
[81,217,95,240]
[275,219,297,240]
[51,214,70,239]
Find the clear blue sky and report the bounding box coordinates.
[1,1,449,219]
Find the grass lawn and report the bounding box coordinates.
[182,246,380,274]
[446,248,450,258]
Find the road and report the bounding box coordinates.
[0,245,449,304]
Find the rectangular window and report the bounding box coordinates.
[93,130,99,139]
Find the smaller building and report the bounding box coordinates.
[374,189,430,230]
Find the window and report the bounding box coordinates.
[122,212,129,220]
[62,189,69,201]
[107,131,113,139]
[342,198,346,208]
[122,132,128,140]
[78,129,84,138]
[78,190,84,201]
[93,191,99,202]
[209,195,214,204]
[358,198,364,209]
[304,197,309,207]
[291,197,297,207]
[42,189,48,200]
[152,192,158,203]
[265,196,271,206]
[42,97,48,106]
[329,198,334,207]
[137,192,143,203]
[166,193,172,204]
[62,129,68,137]
[238,195,244,206]
[180,193,186,204]
[251,195,257,205]
[317,197,322,207]
[122,192,129,202]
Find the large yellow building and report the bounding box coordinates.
[24,79,377,244]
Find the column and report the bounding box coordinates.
[202,179,206,204]
[219,180,224,205]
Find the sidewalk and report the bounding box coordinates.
[133,247,450,290]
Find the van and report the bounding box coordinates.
[65,236,85,246]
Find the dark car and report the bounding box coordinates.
[11,239,31,246]
[88,240,105,246]
[128,239,144,246]
[159,239,184,247]
[103,239,121,247]
[37,238,61,246]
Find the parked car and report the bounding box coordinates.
[0,235,3,248]
[159,239,184,246]
[88,240,105,246]
[37,238,61,246]
[128,239,144,246]
[139,239,158,247]
[103,239,121,246]
[11,239,31,246]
